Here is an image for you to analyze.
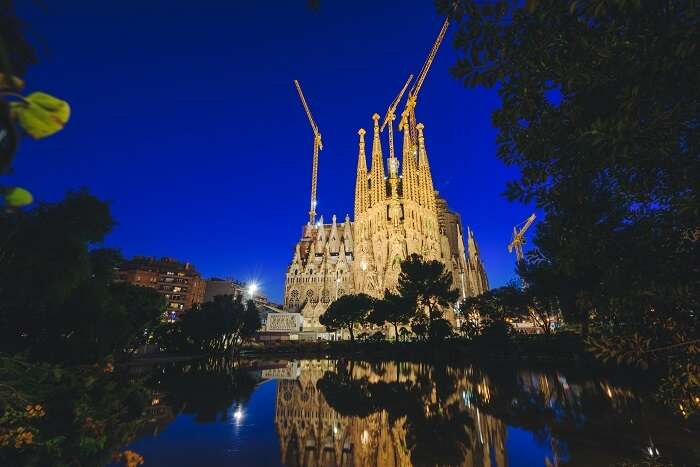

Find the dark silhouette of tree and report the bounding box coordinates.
[177,294,261,353]
[319,293,374,341]
[369,290,415,341]
[461,285,527,327]
[397,254,459,341]
[517,261,562,335]
[0,192,165,362]
[439,0,699,415]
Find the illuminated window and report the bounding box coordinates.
[290,289,300,305]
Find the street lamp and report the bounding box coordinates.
[247,282,259,298]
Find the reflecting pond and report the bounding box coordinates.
[115,358,699,466]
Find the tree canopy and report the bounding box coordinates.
[440,0,699,415]
[0,191,165,362]
[397,253,459,340]
[177,294,261,353]
[369,290,415,341]
[319,293,374,341]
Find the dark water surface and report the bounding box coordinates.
[117,358,698,466]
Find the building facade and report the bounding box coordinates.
[284,112,489,332]
[203,277,247,303]
[116,256,205,316]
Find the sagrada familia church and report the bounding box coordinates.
[283,20,489,334]
[283,111,489,333]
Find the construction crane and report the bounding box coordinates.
[399,18,450,146]
[294,79,323,225]
[381,74,413,164]
[508,213,536,262]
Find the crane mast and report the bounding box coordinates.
[381,74,413,166]
[508,213,536,262]
[399,18,449,146]
[294,80,323,225]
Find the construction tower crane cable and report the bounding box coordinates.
[508,213,536,263]
[293,79,323,225]
[399,17,450,146]
[381,74,413,161]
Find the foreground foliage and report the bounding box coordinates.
[0,1,71,208]
[0,356,150,467]
[0,192,166,363]
[439,0,699,418]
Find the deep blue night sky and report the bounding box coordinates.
[9,1,534,302]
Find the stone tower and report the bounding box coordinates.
[283,113,489,333]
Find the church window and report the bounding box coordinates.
[321,290,330,303]
[290,289,300,305]
[306,289,316,303]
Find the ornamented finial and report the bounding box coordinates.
[372,113,380,126]
[358,128,366,139]
[416,122,425,133]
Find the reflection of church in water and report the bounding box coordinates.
[272,361,506,467]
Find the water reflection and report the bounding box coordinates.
[131,358,698,467]
[267,361,696,467]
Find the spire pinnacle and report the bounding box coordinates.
[354,128,369,218]
[416,122,435,211]
[370,113,386,207]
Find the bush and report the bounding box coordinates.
[475,320,512,347]
[369,331,385,342]
[429,319,453,342]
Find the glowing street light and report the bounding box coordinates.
[247,282,259,297]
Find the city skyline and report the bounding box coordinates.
[8,1,535,302]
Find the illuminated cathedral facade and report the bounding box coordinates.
[283,110,489,332]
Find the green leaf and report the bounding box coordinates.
[10,92,71,139]
[4,186,33,207]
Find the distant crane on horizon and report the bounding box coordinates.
[293,79,323,225]
[508,213,537,263]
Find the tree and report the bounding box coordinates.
[0,192,166,362]
[178,294,260,353]
[369,290,416,341]
[461,285,528,330]
[517,261,562,335]
[439,0,699,415]
[241,299,262,344]
[396,254,459,341]
[319,293,374,341]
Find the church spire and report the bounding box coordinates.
[369,113,386,207]
[416,123,436,211]
[400,116,418,203]
[354,128,368,218]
